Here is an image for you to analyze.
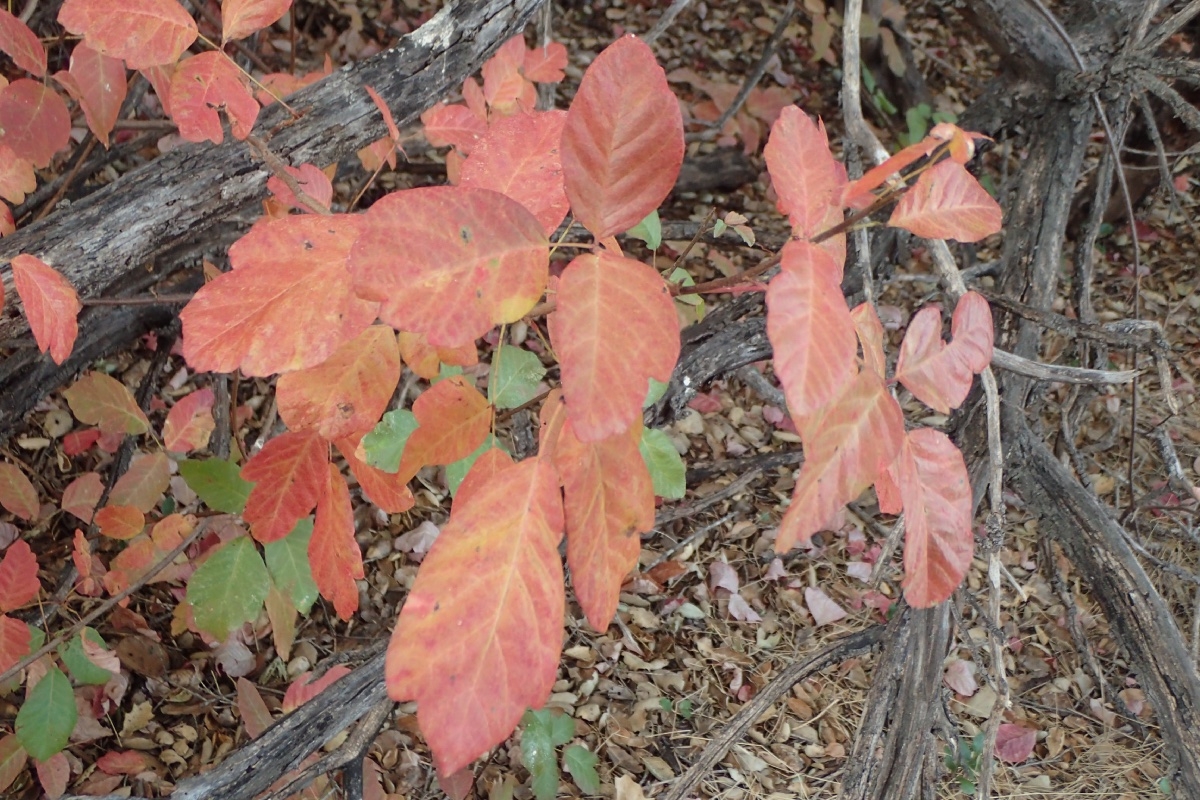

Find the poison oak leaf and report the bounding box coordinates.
[71,530,103,596]
[282,665,352,712]
[240,430,328,544]
[0,145,35,204]
[0,463,37,521]
[550,252,680,442]
[0,79,70,168]
[394,376,491,483]
[170,52,260,144]
[481,36,534,115]
[766,241,857,422]
[334,434,415,514]
[386,456,565,776]
[897,428,973,608]
[265,163,332,212]
[0,615,30,673]
[764,106,844,239]
[59,0,197,69]
[61,472,103,523]
[222,0,291,42]
[894,291,994,414]
[277,325,400,441]
[0,539,39,611]
[0,205,12,237]
[420,103,487,153]
[874,460,903,515]
[889,160,1002,243]
[776,372,904,552]
[53,44,127,147]
[850,302,887,379]
[350,186,548,348]
[309,464,362,620]
[95,750,156,776]
[162,387,216,453]
[453,445,514,507]
[141,62,176,116]
[94,505,146,540]
[11,254,80,365]
[62,373,149,435]
[0,10,45,76]
[524,41,568,83]
[397,331,478,380]
[103,515,193,594]
[560,35,683,240]
[181,214,377,376]
[109,451,170,512]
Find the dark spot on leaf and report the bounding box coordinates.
[433,602,440,612]
[460,227,471,243]
[303,239,314,250]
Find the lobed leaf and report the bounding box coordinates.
[309,464,362,620]
[241,429,328,544]
[58,0,197,69]
[894,291,993,414]
[63,372,149,435]
[11,254,80,365]
[888,160,1001,243]
[170,51,259,144]
[481,36,534,115]
[522,41,568,84]
[0,144,36,205]
[335,433,416,514]
[420,103,487,153]
[61,472,103,523]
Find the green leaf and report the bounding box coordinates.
[677,698,694,719]
[179,459,254,514]
[563,744,600,795]
[361,409,419,473]
[639,427,686,500]
[434,363,464,383]
[489,345,546,409]
[521,709,571,800]
[642,377,669,409]
[626,209,662,249]
[15,667,76,761]
[668,267,703,309]
[264,519,318,614]
[187,536,270,641]
[446,438,505,497]
[60,627,112,685]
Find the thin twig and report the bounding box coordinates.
[709,1,795,135]
[643,0,693,45]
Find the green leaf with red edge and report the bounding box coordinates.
[170,51,260,144]
[0,462,37,520]
[850,302,887,379]
[163,387,216,453]
[335,434,415,514]
[266,163,333,212]
[222,0,291,42]
[386,455,565,776]
[0,733,28,794]
[0,615,31,673]
[59,0,196,69]
[94,505,146,540]
[12,254,80,365]
[63,372,149,435]
[0,539,40,612]
[309,463,362,620]
[888,160,1001,243]
[0,144,36,205]
[109,451,170,512]
[0,10,45,76]
[237,675,273,737]
[481,36,534,115]
[187,534,270,641]
[460,110,569,236]
[181,214,377,376]
[776,372,904,552]
[394,376,491,482]
[61,472,103,523]
[894,291,993,414]
[522,41,567,84]
[241,429,327,544]
[0,79,71,168]
[420,102,487,153]
[53,43,127,147]
[277,325,400,441]
[282,665,352,713]
[763,106,846,239]
[897,428,973,608]
[560,35,684,240]
[765,240,857,422]
[549,251,680,442]
[350,186,548,348]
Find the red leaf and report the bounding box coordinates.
[522,41,568,84]
[163,387,216,453]
[481,36,533,115]
[309,465,361,620]
[764,106,845,239]
[889,160,1001,243]
[350,186,548,348]
[898,429,973,608]
[109,451,170,512]
[61,472,103,523]
[386,456,565,776]
[62,428,101,456]
[0,539,39,611]
[266,163,333,212]
[94,505,146,540]
[0,462,37,520]
[0,616,31,672]
[335,433,415,514]
[0,80,70,168]
[765,241,856,421]
[549,252,680,442]
[281,665,351,713]
[181,214,377,376]
[53,43,127,146]
[0,10,46,76]
[0,144,36,205]
[11,254,80,365]
[96,749,155,775]
[874,461,902,515]
[222,0,291,42]
[1,204,13,237]
[63,373,149,435]
[995,723,1037,764]
[58,0,197,69]
[277,325,400,441]
[776,372,904,551]
[170,51,260,144]
[420,102,487,153]
[460,110,569,236]
[365,85,400,144]
[894,291,993,414]
[395,376,491,482]
[36,751,68,798]
[560,35,684,240]
[236,676,273,738]
[241,429,327,544]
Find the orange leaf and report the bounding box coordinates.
[894,291,993,414]
[163,387,216,453]
[281,665,351,713]
[63,372,149,435]
[481,36,535,115]
[874,460,903,515]
[0,615,31,673]
[0,144,36,205]
[71,529,103,596]
[0,79,71,167]
[550,252,680,442]
[222,0,291,42]
[53,44,127,147]
[11,254,80,365]
[460,110,569,236]
[420,102,487,153]
[0,10,45,76]
[395,376,491,482]
[777,372,904,551]
[170,51,260,144]
[765,241,857,421]
[59,0,197,68]
[522,41,567,84]
[94,505,146,540]
[397,331,477,380]
[764,106,846,239]
[241,429,328,544]
[335,434,415,514]
[181,214,377,376]
[0,539,39,611]
[277,325,400,441]
[850,302,887,379]
[61,472,103,523]
[351,186,548,348]
[560,35,684,240]
[266,163,333,212]
[109,451,170,512]
[386,456,565,776]
[888,160,1002,243]
[0,462,37,520]
[104,514,194,594]
[309,464,362,620]
[897,429,973,608]
[841,137,938,209]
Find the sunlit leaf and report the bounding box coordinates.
[187,535,269,641]
[11,254,80,365]
[241,429,327,544]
